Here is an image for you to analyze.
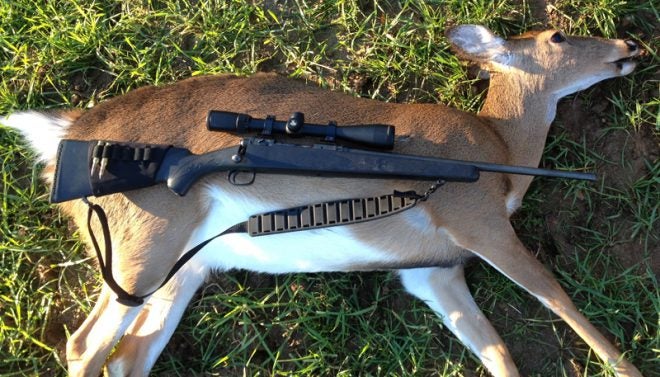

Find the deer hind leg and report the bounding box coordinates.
[104,261,209,376]
[399,265,519,377]
[62,190,207,376]
[66,284,143,377]
[452,221,641,377]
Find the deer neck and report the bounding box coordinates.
[478,72,558,196]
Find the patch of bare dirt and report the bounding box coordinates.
[546,91,659,270]
[68,68,115,107]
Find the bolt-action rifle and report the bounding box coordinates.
[49,111,596,204]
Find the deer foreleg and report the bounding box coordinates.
[453,222,641,377]
[399,265,519,377]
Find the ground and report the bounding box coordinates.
[0,1,657,376]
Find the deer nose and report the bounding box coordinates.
[625,40,638,52]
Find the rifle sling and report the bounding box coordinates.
[83,187,436,306]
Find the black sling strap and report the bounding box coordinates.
[82,181,444,307]
[85,198,137,305]
[84,198,246,306]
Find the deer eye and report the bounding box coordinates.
[550,32,566,43]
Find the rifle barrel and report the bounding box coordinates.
[467,161,597,181]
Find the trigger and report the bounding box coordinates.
[228,171,256,186]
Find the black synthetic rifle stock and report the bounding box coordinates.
[164,138,481,196]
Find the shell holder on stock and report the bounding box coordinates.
[51,139,176,203]
[50,110,597,306]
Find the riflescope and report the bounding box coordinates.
[207,110,395,149]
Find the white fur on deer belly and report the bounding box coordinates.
[186,186,393,273]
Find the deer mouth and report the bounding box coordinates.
[609,56,637,74]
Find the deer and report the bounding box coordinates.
[3,25,642,376]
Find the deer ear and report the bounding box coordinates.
[446,25,509,65]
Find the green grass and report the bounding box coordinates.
[1,0,658,376]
